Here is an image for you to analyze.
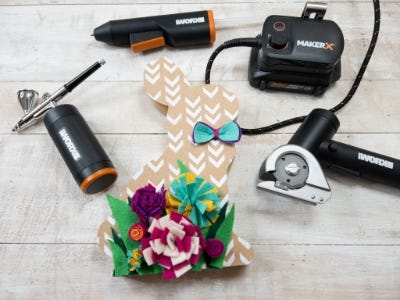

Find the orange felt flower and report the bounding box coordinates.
[128,222,146,241]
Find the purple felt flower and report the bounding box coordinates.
[205,238,225,258]
[130,184,166,222]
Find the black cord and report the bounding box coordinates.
[205,38,261,84]
[204,0,381,135]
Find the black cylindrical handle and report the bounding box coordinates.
[289,109,340,154]
[93,10,215,50]
[318,140,400,188]
[44,104,117,194]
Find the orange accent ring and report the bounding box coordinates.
[80,167,118,193]
[207,10,216,43]
[131,36,166,53]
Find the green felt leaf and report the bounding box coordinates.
[111,227,127,254]
[109,240,129,276]
[201,227,210,239]
[177,160,190,174]
[206,203,228,239]
[192,253,206,272]
[137,265,156,276]
[153,264,163,274]
[107,194,140,251]
[210,205,235,269]
[137,263,163,276]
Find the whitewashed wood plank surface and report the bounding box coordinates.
[1,245,399,299]
[0,2,398,82]
[1,0,399,299]
[0,0,383,5]
[3,80,400,135]
[1,134,400,245]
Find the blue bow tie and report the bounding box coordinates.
[192,121,241,144]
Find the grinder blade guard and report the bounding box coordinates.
[258,109,400,205]
[248,2,344,96]
[258,109,339,204]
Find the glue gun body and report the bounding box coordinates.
[93,10,215,52]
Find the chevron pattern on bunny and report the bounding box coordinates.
[98,57,253,269]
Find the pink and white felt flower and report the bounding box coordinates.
[141,211,206,280]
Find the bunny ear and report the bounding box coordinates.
[144,57,191,107]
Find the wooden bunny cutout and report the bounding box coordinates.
[98,57,253,272]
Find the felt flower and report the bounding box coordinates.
[127,248,142,272]
[130,184,166,222]
[166,172,220,228]
[205,238,225,258]
[141,211,206,280]
[128,222,147,241]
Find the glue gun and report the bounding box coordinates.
[93,10,216,52]
[258,109,400,204]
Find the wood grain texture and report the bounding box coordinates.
[1,0,399,298]
[0,2,399,82]
[2,134,400,245]
[0,0,383,5]
[1,245,399,299]
[2,80,400,135]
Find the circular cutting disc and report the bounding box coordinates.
[274,153,309,189]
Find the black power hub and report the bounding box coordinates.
[248,3,344,96]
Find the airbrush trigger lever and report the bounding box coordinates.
[258,109,339,204]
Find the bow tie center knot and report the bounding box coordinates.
[213,128,219,140]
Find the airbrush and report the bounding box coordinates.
[12,60,105,132]
[12,61,118,194]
